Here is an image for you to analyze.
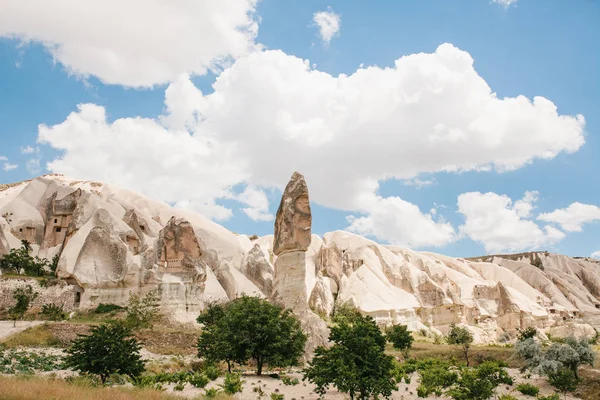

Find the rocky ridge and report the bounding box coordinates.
[1,173,599,343]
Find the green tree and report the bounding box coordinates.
[304,313,397,400]
[448,362,512,400]
[0,241,50,276]
[516,327,537,342]
[125,291,161,330]
[517,336,594,380]
[197,302,243,372]
[446,324,474,366]
[417,361,458,398]
[548,368,578,400]
[8,285,38,327]
[386,324,414,358]
[197,295,306,375]
[64,320,144,384]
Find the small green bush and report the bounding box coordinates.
[219,372,243,394]
[203,364,221,380]
[498,395,517,400]
[94,303,124,314]
[516,383,539,396]
[173,382,185,391]
[204,388,222,398]
[41,304,67,321]
[281,375,299,386]
[188,372,210,388]
[270,393,284,400]
[537,394,560,400]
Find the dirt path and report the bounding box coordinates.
[0,320,44,341]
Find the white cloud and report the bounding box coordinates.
[0,156,7,161]
[493,0,518,8]
[236,186,274,222]
[403,178,436,188]
[312,7,341,45]
[347,194,456,247]
[514,190,539,218]
[38,103,246,221]
[25,157,42,175]
[0,0,259,87]
[38,45,586,248]
[2,162,18,172]
[20,145,39,154]
[592,251,600,259]
[458,191,565,253]
[538,202,600,232]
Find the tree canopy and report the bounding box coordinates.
[303,312,397,400]
[386,324,414,358]
[8,285,38,327]
[446,324,474,366]
[0,241,52,277]
[197,295,306,375]
[64,320,144,384]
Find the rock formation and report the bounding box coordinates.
[0,174,599,344]
[271,172,329,356]
[273,172,312,256]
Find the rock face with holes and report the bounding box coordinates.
[1,174,599,344]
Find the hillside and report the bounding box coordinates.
[1,173,599,343]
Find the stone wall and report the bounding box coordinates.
[0,278,81,313]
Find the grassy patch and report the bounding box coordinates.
[0,375,185,400]
[388,341,523,368]
[1,324,61,348]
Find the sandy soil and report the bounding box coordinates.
[164,369,580,400]
[0,320,44,341]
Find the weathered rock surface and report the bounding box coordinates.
[273,172,312,256]
[0,174,599,346]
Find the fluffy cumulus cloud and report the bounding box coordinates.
[458,191,565,253]
[592,251,600,259]
[236,186,274,222]
[346,194,456,247]
[538,203,600,232]
[0,0,259,87]
[312,7,341,45]
[38,44,586,247]
[493,0,518,8]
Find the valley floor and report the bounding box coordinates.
[1,320,598,400]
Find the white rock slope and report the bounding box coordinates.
[0,174,598,341]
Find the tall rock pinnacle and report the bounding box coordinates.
[273,171,312,256]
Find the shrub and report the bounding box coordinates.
[537,394,560,400]
[94,303,124,314]
[173,382,185,391]
[498,395,518,400]
[188,372,210,388]
[270,393,284,400]
[8,285,38,327]
[64,320,144,384]
[281,375,299,386]
[517,327,537,342]
[125,291,161,330]
[203,364,221,380]
[446,324,474,366]
[0,241,51,276]
[41,303,67,321]
[204,388,222,398]
[219,372,243,394]
[548,368,578,399]
[516,383,539,396]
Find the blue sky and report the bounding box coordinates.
[0,0,599,257]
